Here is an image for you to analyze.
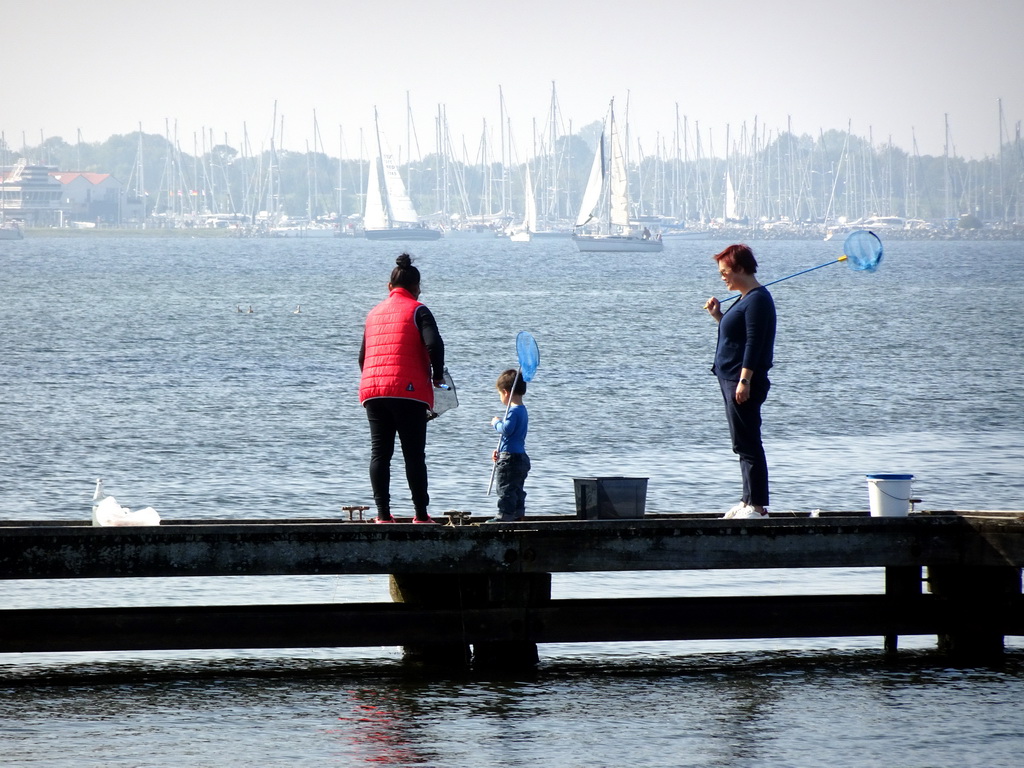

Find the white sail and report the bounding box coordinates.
[363,149,387,230]
[608,111,630,229]
[367,108,422,229]
[725,173,737,220]
[574,103,629,233]
[523,164,537,232]
[511,165,538,241]
[575,130,605,227]
[378,137,420,225]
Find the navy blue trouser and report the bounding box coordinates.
[495,452,531,520]
[365,398,429,517]
[718,377,770,507]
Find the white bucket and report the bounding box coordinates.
[866,473,914,517]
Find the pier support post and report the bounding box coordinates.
[388,573,472,667]
[388,572,551,669]
[884,566,922,656]
[470,573,551,670]
[926,565,1022,660]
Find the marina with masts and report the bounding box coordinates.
[3,90,1021,238]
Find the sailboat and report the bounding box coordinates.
[573,100,663,253]
[363,107,441,241]
[509,164,537,242]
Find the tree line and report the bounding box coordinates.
[5,126,1022,228]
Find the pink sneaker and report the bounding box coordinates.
[413,516,439,524]
[374,515,396,524]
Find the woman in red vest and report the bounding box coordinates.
[359,253,445,523]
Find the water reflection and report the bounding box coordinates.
[2,651,1022,767]
[334,687,433,765]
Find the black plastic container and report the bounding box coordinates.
[573,477,649,520]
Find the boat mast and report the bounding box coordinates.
[310,111,318,221]
[723,123,730,221]
[549,82,558,224]
[998,98,1006,225]
[602,101,614,232]
[358,126,364,221]
[944,113,952,223]
[435,105,445,224]
[305,139,313,222]
[480,118,490,219]
[545,82,563,227]
[1,130,6,225]
[499,85,508,218]
[623,92,631,227]
[607,99,630,233]
[266,102,278,225]
[241,122,255,227]
[342,123,350,219]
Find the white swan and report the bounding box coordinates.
[293,304,302,314]
[91,478,161,527]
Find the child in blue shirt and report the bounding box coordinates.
[488,368,530,523]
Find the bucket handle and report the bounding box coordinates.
[874,487,910,502]
[867,478,911,502]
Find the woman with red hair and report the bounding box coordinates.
[704,244,777,519]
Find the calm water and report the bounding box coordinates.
[1,235,1023,766]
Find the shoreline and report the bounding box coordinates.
[13,227,1024,241]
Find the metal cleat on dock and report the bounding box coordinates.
[342,505,370,522]
[444,510,473,526]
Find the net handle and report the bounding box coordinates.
[719,257,847,303]
[716,231,881,304]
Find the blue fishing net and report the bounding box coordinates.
[844,230,883,272]
[516,331,540,382]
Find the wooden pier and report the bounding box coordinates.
[2,511,1022,668]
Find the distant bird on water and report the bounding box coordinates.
[294,304,302,314]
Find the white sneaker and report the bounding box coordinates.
[723,503,749,519]
[734,506,768,519]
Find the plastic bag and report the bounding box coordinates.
[428,367,459,419]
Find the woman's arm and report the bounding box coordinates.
[415,305,445,384]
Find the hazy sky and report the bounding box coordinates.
[4,0,1022,162]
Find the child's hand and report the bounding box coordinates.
[490,416,500,426]
[492,449,499,462]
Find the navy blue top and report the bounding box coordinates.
[493,404,529,454]
[712,285,776,382]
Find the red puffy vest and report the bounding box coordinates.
[359,287,434,408]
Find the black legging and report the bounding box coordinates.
[365,398,430,518]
